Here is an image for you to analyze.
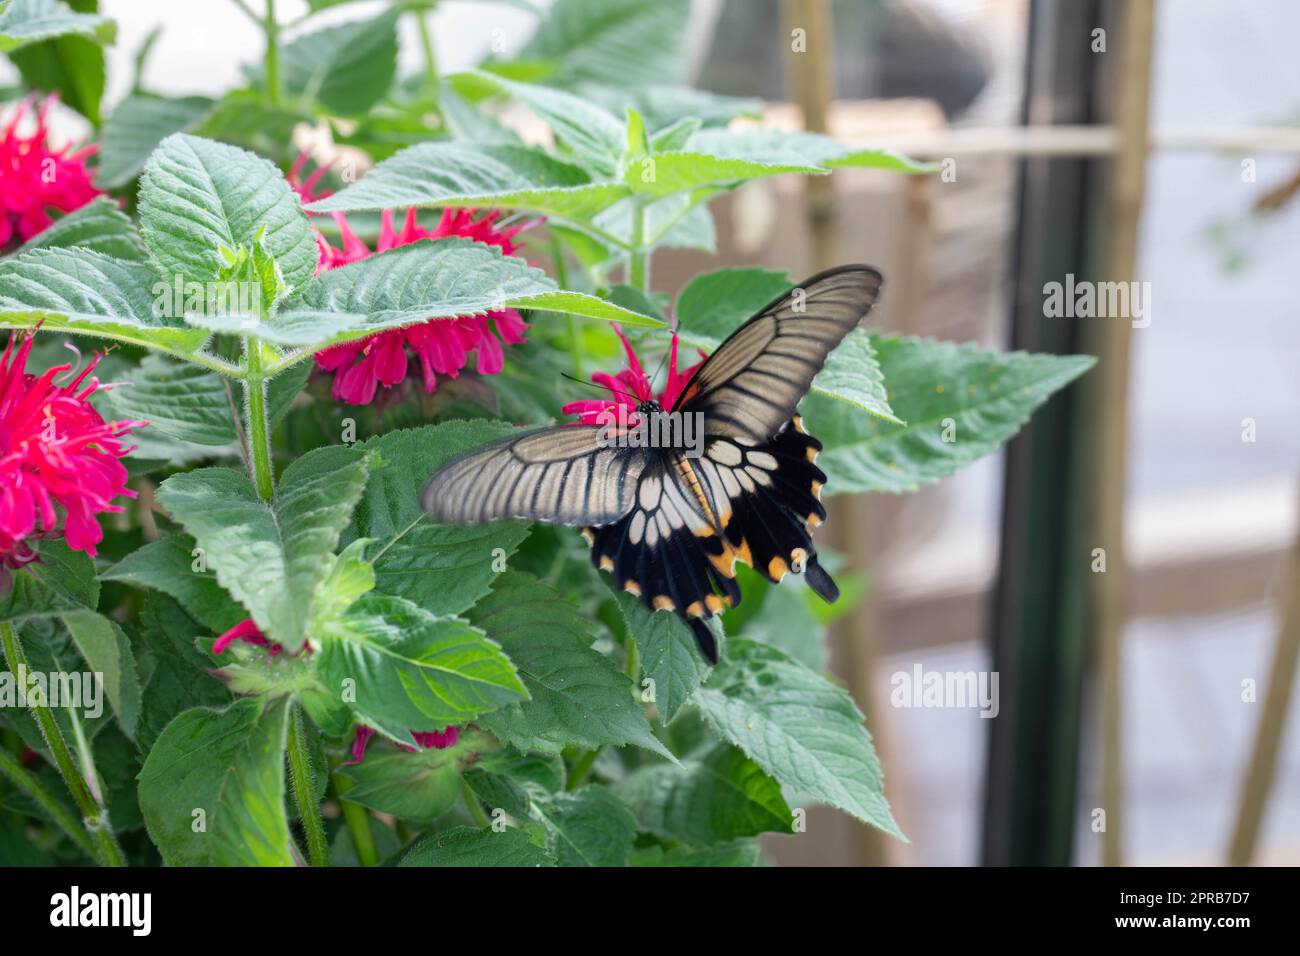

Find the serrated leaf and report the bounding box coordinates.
[614,589,708,723]
[520,0,690,89]
[469,572,671,759]
[694,639,904,839]
[139,133,317,298]
[455,70,625,177]
[305,141,628,223]
[317,593,526,744]
[154,446,373,646]
[97,94,214,189]
[60,609,140,739]
[100,534,249,634]
[617,744,792,844]
[0,540,98,621]
[335,747,461,822]
[346,421,529,615]
[15,197,147,261]
[137,697,294,866]
[675,267,900,423]
[808,335,1096,493]
[399,826,554,867]
[0,247,209,356]
[630,840,763,866]
[0,0,111,53]
[248,238,660,349]
[535,786,637,867]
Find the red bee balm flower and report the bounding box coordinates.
[0,95,101,248]
[289,159,530,405]
[0,333,144,573]
[562,326,706,427]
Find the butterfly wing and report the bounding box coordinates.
[672,264,883,441]
[421,425,651,526]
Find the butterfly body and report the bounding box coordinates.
[422,265,884,664]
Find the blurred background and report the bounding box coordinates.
[13,0,1297,865]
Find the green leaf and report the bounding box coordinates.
[694,639,904,839]
[97,94,214,189]
[0,0,112,53]
[469,573,670,759]
[139,133,317,298]
[60,609,140,739]
[808,335,1096,493]
[615,590,708,724]
[631,840,763,866]
[11,28,104,124]
[335,748,460,823]
[154,446,373,646]
[317,592,527,742]
[100,534,249,634]
[255,9,399,115]
[586,85,760,132]
[0,540,98,622]
[0,247,209,356]
[617,744,792,844]
[455,70,625,177]
[347,421,529,615]
[675,267,900,423]
[535,786,637,867]
[520,0,690,89]
[305,141,629,224]
[399,826,554,867]
[15,197,147,261]
[137,697,295,866]
[251,239,660,349]
[689,127,935,175]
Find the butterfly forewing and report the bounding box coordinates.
[420,425,651,527]
[673,264,883,441]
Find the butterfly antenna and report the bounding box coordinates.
[560,372,640,406]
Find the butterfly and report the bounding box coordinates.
[421,265,884,664]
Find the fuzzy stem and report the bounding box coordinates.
[0,622,124,867]
[288,705,329,867]
[628,199,650,293]
[263,0,283,106]
[565,747,602,790]
[244,342,275,501]
[459,776,491,828]
[0,745,97,859]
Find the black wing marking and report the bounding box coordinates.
[673,264,883,441]
[421,426,651,527]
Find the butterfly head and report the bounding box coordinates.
[637,398,663,416]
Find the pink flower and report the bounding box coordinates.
[288,157,531,405]
[562,326,707,427]
[0,332,143,580]
[342,724,460,765]
[212,618,274,655]
[0,95,101,248]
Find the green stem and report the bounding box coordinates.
[0,622,123,867]
[244,342,275,501]
[459,776,491,828]
[417,9,440,96]
[624,633,640,683]
[332,771,379,867]
[565,747,602,790]
[263,0,282,106]
[0,746,97,859]
[288,705,329,867]
[628,199,650,294]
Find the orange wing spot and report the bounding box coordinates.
[705,594,724,613]
[623,579,642,596]
[807,512,823,527]
[811,480,823,500]
[599,555,614,571]
[768,556,789,581]
[686,600,705,618]
[791,547,808,572]
[792,416,807,434]
[580,529,595,545]
[806,446,819,462]
[653,595,675,611]
[734,538,754,568]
